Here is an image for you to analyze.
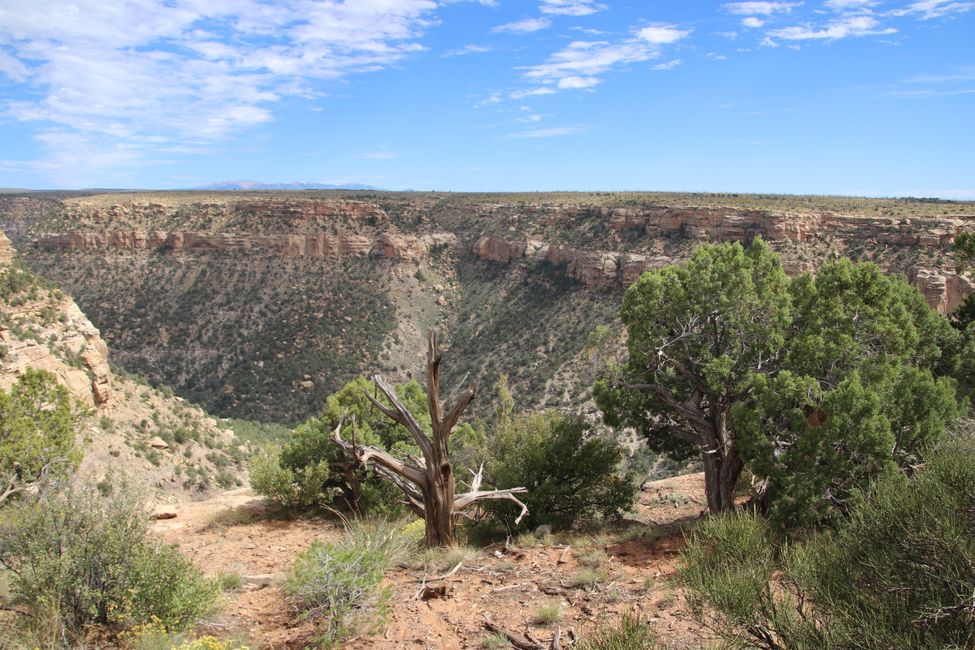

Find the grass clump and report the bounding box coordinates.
[569,567,609,591]
[578,613,658,649]
[532,601,564,626]
[0,484,218,648]
[410,544,480,573]
[284,519,414,648]
[480,632,512,649]
[216,571,243,592]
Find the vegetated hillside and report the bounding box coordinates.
[1,191,973,424]
[0,231,250,499]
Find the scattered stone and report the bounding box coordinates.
[152,504,178,520]
[148,436,169,450]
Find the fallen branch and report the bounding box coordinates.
[410,561,464,583]
[484,615,546,650]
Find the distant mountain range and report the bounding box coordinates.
[193,181,380,191]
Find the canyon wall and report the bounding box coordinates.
[6,193,974,422]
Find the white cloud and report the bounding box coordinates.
[654,59,683,70]
[539,0,607,16]
[516,24,690,96]
[0,0,456,184]
[892,0,974,19]
[636,24,693,43]
[557,75,600,89]
[475,93,504,107]
[493,17,552,34]
[742,16,766,27]
[825,0,877,10]
[506,125,588,138]
[443,44,492,57]
[510,87,557,99]
[769,15,896,38]
[724,2,802,15]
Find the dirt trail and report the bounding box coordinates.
[153,475,713,649]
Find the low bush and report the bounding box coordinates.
[0,484,218,648]
[284,519,414,648]
[484,409,636,531]
[681,430,975,650]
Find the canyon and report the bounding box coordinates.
[2,191,972,423]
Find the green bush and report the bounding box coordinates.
[0,484,218,647]
[253,376,483,517]
[681,429,975,650]
[0,369,79,503]
[284,519,413,648]
[484,406,636,531]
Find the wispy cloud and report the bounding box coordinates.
[443,44,492,57]
[506,125,589,138]
[654,59,683,70]
[891,0,974,19]
[768,15,896,39]
[0,0,462,185]
[493,17,552,34]
[724,2,802,15]
[824,0,878,10]
[516,24,691,95]
[510,87,558,99]
[539,0,607,16]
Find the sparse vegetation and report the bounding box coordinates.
[0,484,218,648]
[284,519,414,648]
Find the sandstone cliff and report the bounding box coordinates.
[0,231,248,499]
[3,192,973,422]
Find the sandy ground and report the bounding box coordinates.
[153,474,714,649]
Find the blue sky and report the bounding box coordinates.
[0,0,972,197]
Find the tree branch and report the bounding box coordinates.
[454,487,529,524]
[365,375,434,463]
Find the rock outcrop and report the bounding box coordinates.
[0,231,13,264]
[37,230,458,263]
[473,231,974,314]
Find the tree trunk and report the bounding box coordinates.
[701,445,743,513]
[701,410,744,513]
[422,479,456,546]
[348,331,528,546]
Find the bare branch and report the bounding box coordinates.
[332,424,428,489]
[365,375,434,463]
[454,487,530,524]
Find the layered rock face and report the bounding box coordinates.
[472,206,974,313]
[38,230,457,261]
[0,231,13,264]
[0,233,112,407]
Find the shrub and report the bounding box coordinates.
[0,484,218,647]
[248,446,330,510]
[254,376,484,518]
[681,430,975,650]
[0,368,79,504]
[484,409,636,531]
[578,613,658,650]
[284,519,413,647]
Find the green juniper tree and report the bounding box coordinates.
[596,238,792,512]
[0,368,79,503]
[598,238,962,522]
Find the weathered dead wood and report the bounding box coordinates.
[484,615,546,650]
[552,625,562,650]
[332,331,528,546]
[557,545,572,565]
